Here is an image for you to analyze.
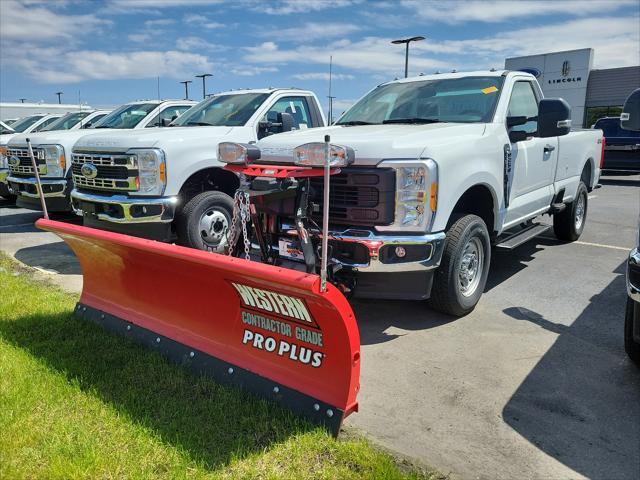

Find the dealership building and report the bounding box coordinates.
[505,48,640,127]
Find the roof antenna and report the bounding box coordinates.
[157,76,161,101]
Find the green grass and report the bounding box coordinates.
[0,253,441,479]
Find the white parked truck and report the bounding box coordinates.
[4,100,195,210]
[222,71,604,316]
[0,113,64,199]
[69,88,325,249]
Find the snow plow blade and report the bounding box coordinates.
[37,219,360,435]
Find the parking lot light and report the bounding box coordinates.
[391,36,425,78]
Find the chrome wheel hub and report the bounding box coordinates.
[574,193,585,230]
[459,237,484,297]
[199,209,229,248]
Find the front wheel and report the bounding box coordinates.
[625,298,640,366]
[554,181,588,241]
[176,191,234,252]
[429,214,491,317]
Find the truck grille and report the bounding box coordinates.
[71,152,137,192]
[7,147,46,176]
[310,168,396,226]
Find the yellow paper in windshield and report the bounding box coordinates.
[482,86,498,94]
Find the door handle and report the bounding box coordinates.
[544,144,556,153]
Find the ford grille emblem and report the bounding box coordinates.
[81,163,98,179]
[8,155,20,167]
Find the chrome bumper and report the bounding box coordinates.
[329,228,446,273]
[70,189,178,224]
[0,168,8,184]
[7,176,67,198]
[627,248,640,303]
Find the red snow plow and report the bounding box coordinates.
[31,135,360,435]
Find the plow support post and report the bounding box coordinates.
[37,219,360,435]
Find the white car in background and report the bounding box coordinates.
[5,99,195,208]
[39,110,112,133]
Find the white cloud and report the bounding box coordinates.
[401,0,637,24]
[110,0,223,7]
[259,22,361,41]
[244,37,449,76]
[6,49,214,84]
[128,33,154,43]
[229,66,279,77]
[182,13,224,29]
[144,18,175,27]
[176,36,227,51]
[292,73,355,81]
[252,0,362,15]
[0,0,109,41]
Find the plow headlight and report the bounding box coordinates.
[42,144,65,177]
[129,148,166,195]
[379,159,438,232]
[293,142,354,167]
[218,142,261,165]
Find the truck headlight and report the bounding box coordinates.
[218,142,261,165]
[41,144,65,177]
[0,145,7,168]
[293,142,354,167]
[379,159,438,232]
[129,149,166,195]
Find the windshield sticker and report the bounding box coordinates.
[482,86,499,94]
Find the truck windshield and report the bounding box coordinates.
[337,76,505,125]
[41,111,91,131]
[594,118,640,138]
[93,103,158,129]
[7,115,46,133]
[173,93,270,127]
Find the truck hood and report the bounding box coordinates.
[6,129,100,148]
[73,126,235,152]
[258,123,487,165]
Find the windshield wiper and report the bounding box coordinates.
[93,125,113,129]
[382,118,444,124]
[184,121,215,126]
[336,120,377,126]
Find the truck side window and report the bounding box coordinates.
[146,105,192,127]
[33,116,60,132]
[507,82,538,135]
[265,97,313,130]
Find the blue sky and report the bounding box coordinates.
[1,0,638,115]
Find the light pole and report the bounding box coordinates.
[180,80,192,100]
[391,36,425,78]
[19,98,26,103]
[195,73,212,99]
[55,91,63,104]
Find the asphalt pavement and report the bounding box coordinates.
[1,175,639,480]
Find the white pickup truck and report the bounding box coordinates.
[69,88,325,249]
[227,70,604,316]
[5,100,195,210]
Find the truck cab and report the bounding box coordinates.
[69,88,325,250]
[226,71,604,315]
[4,100,195,211]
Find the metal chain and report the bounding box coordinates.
[227,189,251,260]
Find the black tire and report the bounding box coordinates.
[625,298,640,366]
[429,214,491,317]
[175,191,234,252]
[553,181,588,241]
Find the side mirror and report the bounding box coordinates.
[620,88,640,132]
[537,98,572,138]
[278,112,294,133]
[82,122,92,129]
[161,118,173,127]
[258,112,294,137]
[509,130,529,143]
[506,116,528,128]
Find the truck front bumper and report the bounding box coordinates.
[7,176,70,211]
[71,189,178,224]
[70,190,178,242]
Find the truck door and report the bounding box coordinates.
[504,80,558,225]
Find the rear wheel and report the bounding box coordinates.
[625,298,640,366]
[176,191,234,252]
[429,214,491,317]
[554,181,588,241]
